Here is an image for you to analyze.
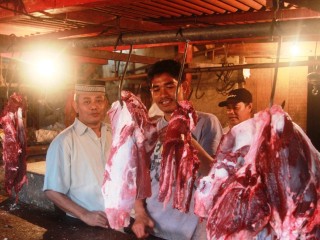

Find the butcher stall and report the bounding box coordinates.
[1,0,320,239]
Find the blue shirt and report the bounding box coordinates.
[146,111,223,240]
[43,118,112,216]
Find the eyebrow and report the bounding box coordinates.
[151,80,176,88]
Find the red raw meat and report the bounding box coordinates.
[101,91,158,229]
[195,105,320,239]
[159,100,200,212]
[0,93,27,201]
[257,105,320,239]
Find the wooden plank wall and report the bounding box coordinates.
[190,41,312,131]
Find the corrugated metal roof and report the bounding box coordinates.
[0,0,318,39]
[0,0,320,64]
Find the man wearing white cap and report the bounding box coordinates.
[43,81,111,228]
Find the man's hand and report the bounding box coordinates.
[158,126,167,143]
[132,211,155,239]
[132,199,155,238]
[80,210,109,228]
[44,190,109,228]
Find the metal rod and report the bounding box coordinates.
[186,60,320,72]
[175,40,189,102]
[269,36,282,107]
[65,19,320,48]
[118,45,133,106]
[93,59,320,82]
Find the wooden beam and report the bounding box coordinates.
[0,0,143,19]
[2,15,173,41]
[69,48,161,64]
[94,73,147,82]
[0,47,161,65]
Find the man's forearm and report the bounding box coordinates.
[44,190,88,220]
[191,138,214,176]
[134,199,147,216]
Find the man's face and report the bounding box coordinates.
[226,102,252,127]
[73,92,107,127]
[150,73,184,119]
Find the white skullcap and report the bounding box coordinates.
[75,84,105,93]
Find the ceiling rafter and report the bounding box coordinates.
[1,0,320,65]
[152,8,320,26]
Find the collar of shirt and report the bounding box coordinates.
[73,118,106,136]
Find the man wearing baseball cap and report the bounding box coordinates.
[218,88,253,132]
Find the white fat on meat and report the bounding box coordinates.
[229,118,255,152]
[102,100,136,229]
[102,91,157,230]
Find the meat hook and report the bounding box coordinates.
[187,87,193,100]
[113,50,122,77]
[118,44,133,106]
[269,36,282,107]
[175,40,190,102]
[195,73,205,99]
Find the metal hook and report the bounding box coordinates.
[195,73,205,99]
[269,36,282,107]
[187,87,193,100]
[136,82,142,96]
[175,40,190,102]
[114,32,123,51]
[176,28,184,38]
[113,50,122,77]
[270,0,280,41]
[118,45,133,106]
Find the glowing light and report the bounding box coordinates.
[34,58,56,77]
[290,44,300,56]
[243,68,250,79]
[22,49,71,88]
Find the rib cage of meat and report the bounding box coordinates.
[159,100,200,213]
[194,105,320,239]
[101,91,158,230]
[0,93,27,201]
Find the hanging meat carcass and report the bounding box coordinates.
[101,91,158,230]
[194,105,320,239]
[0,92,27,201]
[158,100,200,213]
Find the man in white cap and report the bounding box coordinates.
[218,88,253,133]
[43,81,111,228]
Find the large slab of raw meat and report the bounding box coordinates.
[0,93,27,201]
[159,100,200,213]
[194,105,320,239]
[101,91,158,230]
